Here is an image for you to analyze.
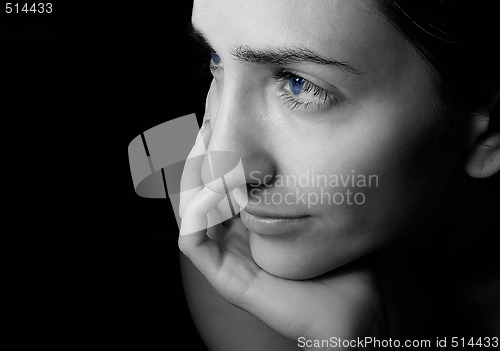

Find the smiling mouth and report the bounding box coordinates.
[239,208,311,235]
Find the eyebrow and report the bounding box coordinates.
[189,24,362,75]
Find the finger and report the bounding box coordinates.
[180,178,226,236]
[206,220,233,245]
[190,117,212,158]
[232,184,249,213]
[207,206,222,224]
[179,119,212,218]
[178,186,227,278]
[179,84,214,217]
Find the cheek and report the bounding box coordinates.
[251,101,448,279]
[350,100,446,191]
[319,101,448,241]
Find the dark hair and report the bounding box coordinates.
[373,0,499,123]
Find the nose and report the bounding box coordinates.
[201,77,276,192]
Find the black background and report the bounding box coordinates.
[2,1,210,349]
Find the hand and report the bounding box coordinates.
[178,118,387,350]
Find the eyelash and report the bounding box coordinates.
[273,71,337,111]
[207,54,337,111]
[209,62,223,74]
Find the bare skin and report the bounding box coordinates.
[178,1,500,350]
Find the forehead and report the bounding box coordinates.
[192,0,412,70]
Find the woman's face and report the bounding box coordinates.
[193,0,461,279]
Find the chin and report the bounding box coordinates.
[253,257,318,280]
[248,231,344,280]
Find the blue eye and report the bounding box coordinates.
[210,52,221,64]
[274,71,338,111]
[289,77,305,95]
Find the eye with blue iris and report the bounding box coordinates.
[210,52,221,64]
[275,71,337,111]
[205,49,337,111]
[289,77,306,95]
[208,52,223,75]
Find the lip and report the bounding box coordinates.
[240,209,311,235]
